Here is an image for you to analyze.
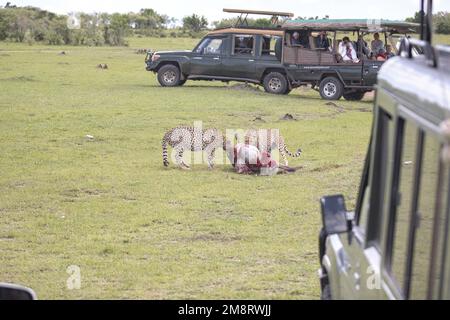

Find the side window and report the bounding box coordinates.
[410,135,443,299]
[389,118,448,299]
[366,109,392,245]
[195,38,223,55]
[287,30,310,48]
[390,121,419,293]
[233,35,254,55]
[260,36,281,56]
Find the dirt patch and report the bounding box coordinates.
[8,180,28,188]
[187,231,243,243]
[122,195,137,201]
[325,102,345,113]
[364,91,375,99]
[310,163,344,172]
[0,234,15,241]
[280,113,297,121]
[252,116,265,122]
[60,188,105,198]
[1,76,36,82]
[355,106,372,113]
[227,83,261,93]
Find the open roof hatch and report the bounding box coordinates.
[223,8,294,27]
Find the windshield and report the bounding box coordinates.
[194,37,223,54]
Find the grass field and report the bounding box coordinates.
[0,35,403,299]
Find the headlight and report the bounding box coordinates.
[152,54,161,62]
[145,52,152,62]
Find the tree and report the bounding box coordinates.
[405,11,423,23]
[213,17,272,29]
[182,14,208,32]
[435,11,450,34]
[406,10,450,34]
[106,13,130,46]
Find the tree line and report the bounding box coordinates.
[0,4,212,45]
[0,3,449,47]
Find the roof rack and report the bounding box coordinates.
[223,8,294,27]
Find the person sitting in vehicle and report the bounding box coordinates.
[385,45,395,59]
[235,36,253,54]
[338,37,359,63]
[375,45,395,61]
[316,31,330,51]
[355,35,370,58]
[290,32,302,46]
[290,31,310,48]
[371,33,385,56]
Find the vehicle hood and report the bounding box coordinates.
[154,50,193,56]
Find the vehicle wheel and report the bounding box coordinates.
[263,72,288,94]
[321,283,332,300]
[343,91,365,101]
[157,65,181,87]
[319,77,344,100]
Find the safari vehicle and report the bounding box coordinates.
[318,0,450,299]
[145,9,294,94]
[145,9,418,100]
[280,19,419,100]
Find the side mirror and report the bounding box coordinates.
[320,195,349,235]
[0,283,37,300]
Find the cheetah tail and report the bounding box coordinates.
[162,137,169,167]
[284,145,303,158]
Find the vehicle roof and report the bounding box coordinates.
[377,46,450,125]
[282,19,419,34]
[208,27,284,37]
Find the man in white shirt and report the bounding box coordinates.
[339,37,359,63]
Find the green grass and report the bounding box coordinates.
[0,37,375,299]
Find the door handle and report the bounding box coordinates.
[193,57,203,60]
[248,59,255,62]
[213,57,220,60]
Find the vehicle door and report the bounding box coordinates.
[255,35,283,76]
[382,111,450,300]
[220,34,257,80]
[362,60,384,86]
[325,106,395,299]
[190,36,226,76]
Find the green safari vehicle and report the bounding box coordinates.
[318,0,450,299]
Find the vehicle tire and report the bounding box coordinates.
[263,72,288,94]
[157,64,182,87]
[321,283,332,300]
[343,91,366,101]
[319,77,344,100]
